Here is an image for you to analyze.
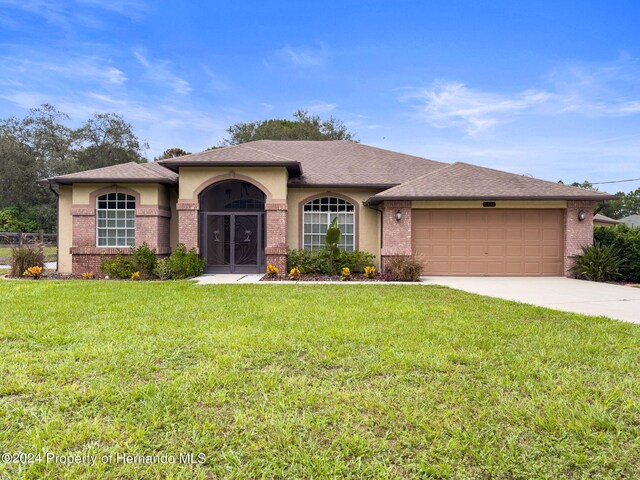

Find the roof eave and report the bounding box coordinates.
[158,160,303,177]
[46,177,177,186]
[366,194,618,205]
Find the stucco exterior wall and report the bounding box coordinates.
[57,185,73,273]
[178,166,288,201]
[71,183,169,206]
[286,188,382,261]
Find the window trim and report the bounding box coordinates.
[298,193,359,251]
[95,192,136,248]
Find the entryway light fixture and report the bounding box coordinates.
[395,209,402,222]
[578,210,586,222]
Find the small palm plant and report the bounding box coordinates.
[572,244,624,282]
[325,217,341,275]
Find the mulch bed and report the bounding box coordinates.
[261,273,387,282]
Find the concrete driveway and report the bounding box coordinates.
[420,277,640,324]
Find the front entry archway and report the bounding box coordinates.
[199,180,266,273]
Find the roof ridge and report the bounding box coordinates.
[139,161,172,179]
[240,143,300,162]
[376,162,454,196]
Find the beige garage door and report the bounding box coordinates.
[412,209,564,276]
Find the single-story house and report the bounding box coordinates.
[619,214,640,228]
[593,213,621,227]
[40,140,614,277]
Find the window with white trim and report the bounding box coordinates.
[303,197,355,252]
[96,193,135,247]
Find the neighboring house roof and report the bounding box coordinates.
[594,213,621,225]
[159,140,447,187]
[366,162,616,204]
[40,162,178,186]
[620,214,640,227]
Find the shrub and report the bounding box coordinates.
[266,264,279,278]
[82,271,95,280]
[364,265,376,279]
[572,243,624,282]
[341,267,351,281]
[130,242,157,278]
[130,271,141,281]
[289,267,301,280]
[594,225,640,282]
[286,249,376,275]
[100,251,136,279]
[10,245,44,277]
[23,265,43,279]
[153,258,173,280]
[0,207,38,232]
[152,244,205,280]
[385,256,423,282]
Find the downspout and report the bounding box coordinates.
[47,181,60,271]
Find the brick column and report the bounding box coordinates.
[71,207,96,247]
[380,201,412,271]
[265,201,288,275]
[177,201,199,252]
[564,200,595,277]
[135,206,172,255]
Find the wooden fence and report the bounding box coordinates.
[0,231,57,262]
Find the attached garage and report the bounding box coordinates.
[412,209,564,276]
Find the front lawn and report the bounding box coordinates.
[1,281,639,479]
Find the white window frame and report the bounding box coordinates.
[303,197,355,252]
[96,193,136,247]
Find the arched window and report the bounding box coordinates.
[96,193,135,247]
[303,197,355,251]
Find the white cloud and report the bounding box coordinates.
[305,101,337,114]
[402,82,553,135]
[133,49,191,95]
[276,44,328,67]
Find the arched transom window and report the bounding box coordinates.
[303,197,355,251]
[96,193,135,247]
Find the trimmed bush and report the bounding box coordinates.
[286,249,376,275]
[10,244,44,277]
[100,251,136,279]
[153,243,205,280]
[594,225,640,282]
[572,243,624,282]
[130,242,157,278]
[384,256,423,282]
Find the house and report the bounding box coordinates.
[593,213,621,227]
[619,214,640,228]
[40,140,615,277]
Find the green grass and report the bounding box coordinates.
[0,281,639,479]
[0,246,57,262]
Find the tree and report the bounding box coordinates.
[73,113,148,170]
[0,105,148,231]
[218,109,357,146]
[155,147,191,160]
[560,180,640,219]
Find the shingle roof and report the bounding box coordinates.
[620,214,640,227]
[594,214,621,224]
[159,140,447,187]
[367,162,616,203]
[42,162,178,185]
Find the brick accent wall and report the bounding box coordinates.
[564,200,596,276]
[265,203,288,275]
[380,201,412,270]
[177,201,199,252]
[70,203,172,275]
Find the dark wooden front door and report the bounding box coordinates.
[201,212,265,273]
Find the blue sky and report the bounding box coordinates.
[1,1,640,193]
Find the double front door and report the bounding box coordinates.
[201,213,265,273]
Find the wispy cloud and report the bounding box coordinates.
[133,49,191,95]
[403,57,640,135]
[275,43,328,68]
[402,82,552,135]
[305,101,337,114]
